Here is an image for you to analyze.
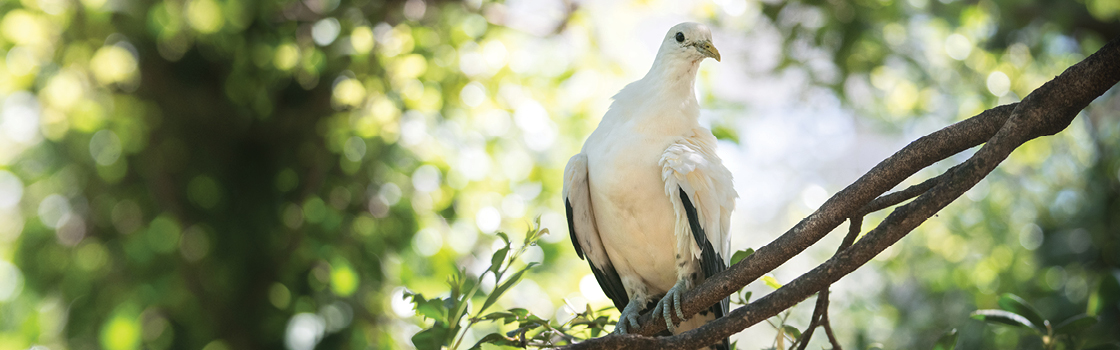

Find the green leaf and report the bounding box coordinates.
[508,308,530,318]
[469,333,520,349]
[1054,314,1098,335]
[998,293,1047,330]
[496,231,510,245]
[931,328,958,350]
[711,124,740,144]
[490,247,509,273]
[730,248,754,266]
[411,324,451,350]
[1083,344,1120,350]
[481,311,515,322]
[763,275,782,290]
[970,309,1037,331]
[415,296,448,321]
[782,325,802,339]
[480,263,538,313]
[740,291,752,303]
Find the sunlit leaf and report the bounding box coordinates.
[730,248,754,266]
[763,275,782,290]
[490,247,510,273]
[997,293,1047,330]
[711,124,740,144]
[970,309,1037,331]
[415,297,447,321]
[782,325,802,339]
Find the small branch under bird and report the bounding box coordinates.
[563,22,736,349]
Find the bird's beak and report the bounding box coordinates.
[696,41,721,62]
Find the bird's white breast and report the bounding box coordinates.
[581,94,700,294]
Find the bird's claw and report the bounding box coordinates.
[614,302,642,335]
[652,280,690,332]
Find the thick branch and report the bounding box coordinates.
[565,35,1120,350]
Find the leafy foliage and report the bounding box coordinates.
[408,222,612,349]
[971,293,1104,350]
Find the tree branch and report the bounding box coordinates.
[562,35,1120,350]
[794,216,862,350]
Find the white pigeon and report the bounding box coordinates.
[563,22,736,348]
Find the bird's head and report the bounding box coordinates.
[659,22,720,63]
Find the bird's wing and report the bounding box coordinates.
[659,130,737,315]
[564,153,629,311]
[660,131,736,263]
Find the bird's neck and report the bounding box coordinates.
[642,56,701,105]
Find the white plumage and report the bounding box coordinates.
[563,22,736,348]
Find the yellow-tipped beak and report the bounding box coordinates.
[697,41,721,62]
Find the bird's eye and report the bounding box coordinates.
[675,32,684,43]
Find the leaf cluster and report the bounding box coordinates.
[971,293,1110,350]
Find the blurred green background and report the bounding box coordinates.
[0,0,1117,349]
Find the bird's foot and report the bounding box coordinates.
[613,300,643,335]
[652,279,691,332]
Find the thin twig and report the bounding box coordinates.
[856,169,953,216]
[822,312,840,350]
[795,216,862,350]
[793,291,826,350]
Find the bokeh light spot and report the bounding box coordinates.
[100,306,141,350]
[0,170,23,209]
[269,283,291,309]
[350,27,374,54]
[986,71,1011,97]
[76,241,109,272]
[111,200,143,234]
[187,0,224,34]
[411,228,442,256]
[302,197,326,223]
[460,81,486,107]
[343,136,366,161]
[944,34,972,60]
[331,78,366,109]
[179,225,210,262]
[1,91,43,145]
[0,10,46,46]
[274,44,300,71]
[1019,224,1044,250]
[285,313,325,350]
[329,259,358,297]
[579,273,607,303]
[38,194,71,229]
[411,165,441,192]
[476,206,500,234]
[188,175,222,209]
[90,129,123,165]
[0,260,23,302]
[311,18,341,46]
[148,215,182,254]
[90,45,139,86]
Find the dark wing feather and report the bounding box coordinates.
[566,198,629,312]
[680,187,730,350]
